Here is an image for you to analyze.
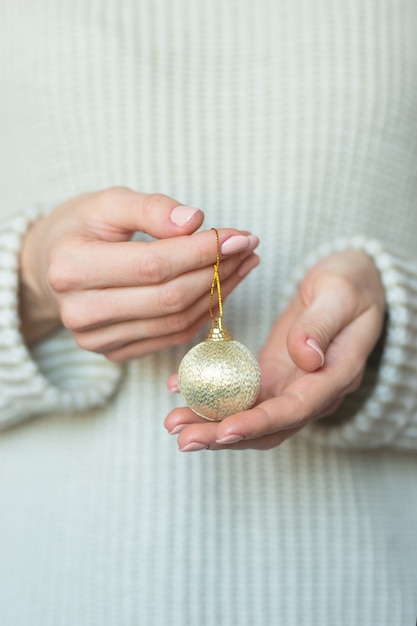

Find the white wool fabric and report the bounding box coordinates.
[0,1,417,624]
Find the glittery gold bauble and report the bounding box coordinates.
[178,318,261,421]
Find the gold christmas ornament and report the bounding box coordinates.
[178,229,261,421]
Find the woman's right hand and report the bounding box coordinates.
[19,187,259,361]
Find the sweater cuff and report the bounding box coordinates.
[290,236,417,450]
[0,211,123,429]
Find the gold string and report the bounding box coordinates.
[209,228,223,321]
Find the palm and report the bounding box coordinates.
[165,248,386,451]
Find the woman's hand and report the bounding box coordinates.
[165,249,386,450]
[19,187,259,360]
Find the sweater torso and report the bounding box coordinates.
[0,1,417,624]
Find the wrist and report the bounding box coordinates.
[18,218,61,345]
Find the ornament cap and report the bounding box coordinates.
[206,317,232,341]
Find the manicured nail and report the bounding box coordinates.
[306,338,325,367]
[170,205,200,227]
[220,235,250,255]
[169,424,187,435]
[216,434,245,444]
[237,254,260,278]
[247,235,260,250]
[179,442,208,452]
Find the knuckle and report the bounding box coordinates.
[282,391,311,427]
[59,301,84,331]
[47,254,78,293]
[60,299,100,332]
[139,251,168,284]
[97,186,131,208]
[316,273,360,301]
[106,351,126,363]
[72,332,103,353]
[143,192,172,215]
[165,311,193,335]
[158,281,185,313]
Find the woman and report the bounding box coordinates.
[1,1,416,623]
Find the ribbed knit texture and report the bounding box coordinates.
[1,1,417,624]
[0,211,123,429]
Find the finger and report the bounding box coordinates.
[165,404,300,450]
[171,412,301,451]
[287,275,371,372]
[75,255,259,356]
[257,299,303,398]
[174,383,328,448]
[166,410,293,451]
[60,250,260,331]
[316,367,364,418]
[51,230,259,291]
[83,187,205,239]
[215,308,381,441]
[172,309,379,445]
[212,427,301,450]
[164,407,207,436]
[104,311,210,361]
[166,374,179,393]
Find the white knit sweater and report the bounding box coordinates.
[1,1,417,624]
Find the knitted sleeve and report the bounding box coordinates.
[0,211,123,429]
[291,236,417,451]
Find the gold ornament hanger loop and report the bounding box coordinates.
[209,228,222,321]
[207,228,231,341]
[177,227,261,420]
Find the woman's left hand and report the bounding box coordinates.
[165,249,387,451]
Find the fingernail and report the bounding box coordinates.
[169,424,187,435]
[179,442,208,452]
[216,434,245,444]
[170,205,200,227]
[220,235,250,255]
[247,235,260,250]
[168,382,180,393]
[306,338,325,367]
[237,254,260,278]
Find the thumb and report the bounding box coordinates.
[287,277,361,372]
[83,187,204,240]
